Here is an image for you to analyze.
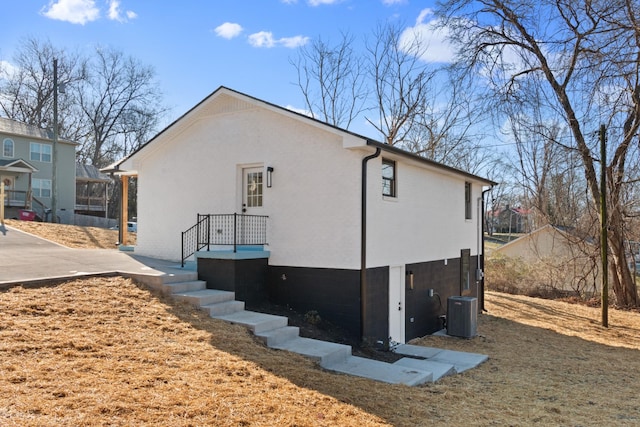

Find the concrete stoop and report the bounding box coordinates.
[147,274,487,386]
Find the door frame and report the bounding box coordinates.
[237,164,265,215]
[388,265,406,345]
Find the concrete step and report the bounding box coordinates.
[213,310,289,334]
[393,357,456,382]
[202,300,245,316]
[270,336,351,367]
[328,356,433,386]
[255,326,300,346]
[393,344,488,374]
[173,289,236,307]
[129,269,199,290]
[162,280,207,295]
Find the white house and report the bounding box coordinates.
[493,224,601,296]
[107,87,495,346]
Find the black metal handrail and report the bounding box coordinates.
[181,213,268,267]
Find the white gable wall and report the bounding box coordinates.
[367,156,483,267]
[133,101,363,268]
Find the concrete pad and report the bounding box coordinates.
[0,226,197,286]
[393,357,455,382]
[328,356,433,386]
[429,349,489,373]
[270,336,351,367]
[393,344,442,359]
[394,344,488,374]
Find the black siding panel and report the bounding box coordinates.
[197,258,268,305]
[404,256,480,341]
[363,267,389,347]
[267,266,361,338]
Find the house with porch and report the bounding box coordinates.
[75,163,111,218]
[107,86,495,346]
[0,117,76,220]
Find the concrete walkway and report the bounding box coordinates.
[0,224,185,285]
[1,224,488,385]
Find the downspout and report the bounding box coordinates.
[360,147,382,343]
[480,186,493,312]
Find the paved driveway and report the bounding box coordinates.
[0,224,181,285]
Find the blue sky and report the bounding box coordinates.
[2,0,451,138]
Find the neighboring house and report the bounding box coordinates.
[490,205,531,234]
[493,224,600,295]
[107,86,495,346]
[0,117,76,220]
[75,163,111,217]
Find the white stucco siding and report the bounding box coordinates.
[367,157,483,267]
[132,104,363,268]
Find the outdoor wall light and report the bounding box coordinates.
[267,166,274,188]
[408,271,414,290]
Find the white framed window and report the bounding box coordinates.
[30,142,52,163]
[3,139,14,158]
[33,178,52,198]
[245,171,263,207]
[382,158,396,197]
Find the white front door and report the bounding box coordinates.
[389,265,406,345]
[242,167,264,215]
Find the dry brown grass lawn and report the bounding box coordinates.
[4,219,135,248]
[2,222,640,425]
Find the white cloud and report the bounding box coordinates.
[399,8,456,63]
[308,0,342,6]
[108,0,137,23]
[248,32,307,49]
[214,22,244,39]
[281,0,298,4]
[249,31,276,48]
[41,0,100,25]
[0,60,19,78]
[382,0,407,5]
[279,35,309,48]
[286,105,313,117]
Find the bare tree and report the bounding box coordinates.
[76,46,165,167]
[402,65,494,173]
[365,22,436,145]
[0,38,166,169]
[0,37,86,139]
[291,32,367,129]
[439,0,640,306]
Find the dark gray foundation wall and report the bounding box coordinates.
[197,255,481,345]
[404,255,480,340]
[197,257,269,306]
[266,266,362,339]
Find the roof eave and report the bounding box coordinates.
[366,140,497,186]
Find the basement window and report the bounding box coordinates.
[382,158,396,197]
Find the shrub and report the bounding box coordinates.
[304,310,321,325]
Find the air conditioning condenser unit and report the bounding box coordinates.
[447,296,477,338]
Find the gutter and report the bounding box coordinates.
[480,186,493,312]
[360,147,382,343]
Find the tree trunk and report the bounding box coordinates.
[607,212,639,307]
